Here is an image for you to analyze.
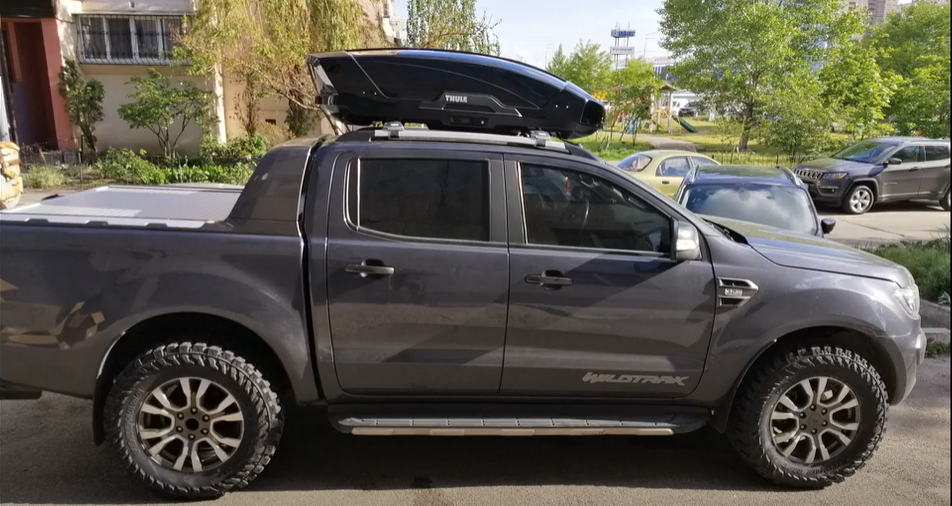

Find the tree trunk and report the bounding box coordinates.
[738,102,755,151]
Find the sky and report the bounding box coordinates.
[391,0,918,69]
[392,0,669,68]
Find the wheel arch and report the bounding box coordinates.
[711,325,896,433]
[92,312,299,445]
[848,179,880,200]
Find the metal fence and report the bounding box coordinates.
[704,151,811,168]
[76,14,185,65]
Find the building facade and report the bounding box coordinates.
[1,0,405,155]
[843,0,901,25]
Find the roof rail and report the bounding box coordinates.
[371,122,570,153]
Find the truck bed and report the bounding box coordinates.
[0,184,242,229]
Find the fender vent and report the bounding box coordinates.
[717,278,759,308]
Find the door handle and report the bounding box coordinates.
[661,180,671,185]
[526,271,573,287]
[345,262,395,277]
[909,167,921,172]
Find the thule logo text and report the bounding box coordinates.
[582,372,689,386]
[446,95,469,104]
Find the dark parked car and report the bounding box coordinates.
[675,165,837,237]
[0,50,925,499]
[795,137,951,214]
[678,101,700,117]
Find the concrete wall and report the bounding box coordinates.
[80,65,211,154]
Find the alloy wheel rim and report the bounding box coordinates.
[137,377,244,473]
[851,189,872,212]
[769,377,861,466]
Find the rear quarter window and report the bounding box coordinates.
[925,145,951,162]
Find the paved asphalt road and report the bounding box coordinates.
[14,190,951,246]
[1,358,948,506]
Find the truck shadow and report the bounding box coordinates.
[249,406,772,494]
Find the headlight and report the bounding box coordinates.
[894,285,921,319]
[821,172,849,180]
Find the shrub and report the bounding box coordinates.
[168,166,209,184]
[868,236,951,302]
[23,166,66,189]
[95,149,158,183]
[200,134,269,164]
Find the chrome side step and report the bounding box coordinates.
[329,405,709,437]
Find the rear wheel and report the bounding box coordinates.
[727,344,887,489]
[104,342,284,499]
[841,185,875,215]
[942,189,951,212]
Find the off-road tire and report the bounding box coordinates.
[104,342,284,499]
[727,344,888,489]
[941,189,951,212]
[841,185,875,215]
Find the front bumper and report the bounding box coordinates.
[882,326,927,405]
[805,178,852,205]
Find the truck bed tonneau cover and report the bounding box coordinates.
[0,185,241,228]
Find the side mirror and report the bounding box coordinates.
[671,221,702,262]
[886,157,903,166]
[821,218,837,235]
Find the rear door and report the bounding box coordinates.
[501,155,717,398]
[919,144,951,198]
[654,156,693,197]
[325,150,509,395]
[881,145,924,198]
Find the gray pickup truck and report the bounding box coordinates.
[0,50,926,498]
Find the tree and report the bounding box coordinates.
[605,60,662,145]
[759,70,834,162]
[57,59,104,159]
[406,0,500,54]
[659,0,857,150]
[118,69,214,158]
[819,35,897,141]
[178,0,386,124]
[545,40,612,96]
[235,72,264,136]
[872,2,951,138]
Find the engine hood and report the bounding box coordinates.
[797,158,878,173]
[703,216,913,287]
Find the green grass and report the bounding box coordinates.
[573,133,651,161]
[866,235,951,303]
[926,339,951,358]
[23,166,67,189]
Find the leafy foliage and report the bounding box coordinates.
[407,0,500,54]
[659,0,862,150]
[94,148,254,186]
[178,0,384,130]
[868,235,951,303]
[546,41,612,96]
[872,2,951,138]
[117,69,214,158]
[605,60,662,145]
[57,60,105,159]
[23,166,66,189]
[200,134,270,164]
[285,101,317,138]
[758,69,836,161]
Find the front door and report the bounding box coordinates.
[881,145,924,198]
[654,156,692,197]
[919,144,951,197]
[501,156,717,398]
[325,151,509,395]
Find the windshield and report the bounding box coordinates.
[833,140,894,163]
[618,154,652,172]
[682,184,818,235]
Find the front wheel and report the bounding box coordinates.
[841,185,875,215]
[941,189,951,212]
[104,342,284,499]
[727,345,888,489]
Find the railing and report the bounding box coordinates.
[76,14,185,65]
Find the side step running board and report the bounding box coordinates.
[329,405,708,437]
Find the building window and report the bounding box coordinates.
[78,15,183,65]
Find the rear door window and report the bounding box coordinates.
[691,156,718,168]
[925,145,951,162]
[349,159,490,242]
[658,157,691,177]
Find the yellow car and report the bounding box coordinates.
[617,150,720,198]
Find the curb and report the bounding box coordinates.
[921,300,951,328]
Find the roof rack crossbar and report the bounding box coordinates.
[372,122,569,153]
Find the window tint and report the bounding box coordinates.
[658,157,691,177]
[893,146,922,164]
[350,159,490,242]
[925,145,951,162]
[521,165,671,254]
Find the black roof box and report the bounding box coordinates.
[306,49,605,140]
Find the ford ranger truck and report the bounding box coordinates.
[0,49,925,498]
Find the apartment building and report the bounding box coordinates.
[1,0,405,154]
[843,0,901,25]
